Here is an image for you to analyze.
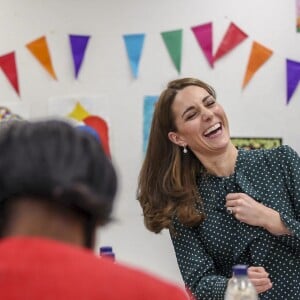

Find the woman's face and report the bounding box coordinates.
[168,85,230,156]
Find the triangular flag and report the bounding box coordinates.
[286,59,300,105]
[69,34,90,79]
[242,41,273,88]
[214,22,248,62]
[68,102,90,121]
[123,33,145,78]
[83,115,111,158]
[26,36,57,80]
[0,52,20,96]
[161,29,182,73]
[191,23,214,67]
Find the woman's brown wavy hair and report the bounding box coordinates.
[137,78,216,233]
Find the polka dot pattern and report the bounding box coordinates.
[171,145,300,300]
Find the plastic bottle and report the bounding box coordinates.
[99,246,115,262]
[224,265,258,300]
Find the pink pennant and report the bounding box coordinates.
[0,52,20,96]
[214,22,248,62]
[191,22,214,67]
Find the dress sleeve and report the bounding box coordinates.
[170,220,228,300]
[277,145,300,242]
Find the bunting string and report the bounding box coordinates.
[0,20,299,105]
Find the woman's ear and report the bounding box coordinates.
[168,131,185,147]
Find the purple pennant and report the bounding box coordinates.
[287,59,300,105]
[69,34,90,79]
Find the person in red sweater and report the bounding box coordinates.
[0,119,188,300]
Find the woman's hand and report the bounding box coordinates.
[225,193,291,235]
[247,266,273,294]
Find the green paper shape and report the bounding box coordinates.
[161,29,182,73]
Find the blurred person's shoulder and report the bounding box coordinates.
[0,237,188,300]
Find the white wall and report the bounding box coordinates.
[0,0,299,285]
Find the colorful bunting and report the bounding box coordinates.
[143,95,158,153]
[214,22,248,62]
[123,33,145,78]
[0,21,296,106]
[286,59,300,105]
[26,36,57,80]
[191,23,214,67]
[161,29,182,73]
[242,41,273,88]
[0,52,20,96]
[69,34,90,79]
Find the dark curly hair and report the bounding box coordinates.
[0,119,117,247]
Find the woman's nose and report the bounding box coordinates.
[201,107,214,120]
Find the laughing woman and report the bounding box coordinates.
[137,77,300,300]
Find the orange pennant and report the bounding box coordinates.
[242,41,273,88]
[26,36,57,80]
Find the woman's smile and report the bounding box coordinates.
[203,122,222,138]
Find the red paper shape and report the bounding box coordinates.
[191,22,214,67]
[214,22,248,62]
[83,115,111,158]
[0,52,20,96]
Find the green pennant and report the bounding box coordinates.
[161,29,182,73]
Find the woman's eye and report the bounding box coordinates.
[186,112,197,120]
[206,100,216,106]
[206,98,216,106]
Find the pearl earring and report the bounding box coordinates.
[183,145,188,154]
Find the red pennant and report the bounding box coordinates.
[0,52,20,96]
[214,22,248,62]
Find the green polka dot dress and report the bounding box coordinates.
[171,145,300,300]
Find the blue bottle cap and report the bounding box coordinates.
[232,264,248,276]
[99,246,113,254]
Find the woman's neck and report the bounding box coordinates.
[3,197,87,247]
[198,143,238,177]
